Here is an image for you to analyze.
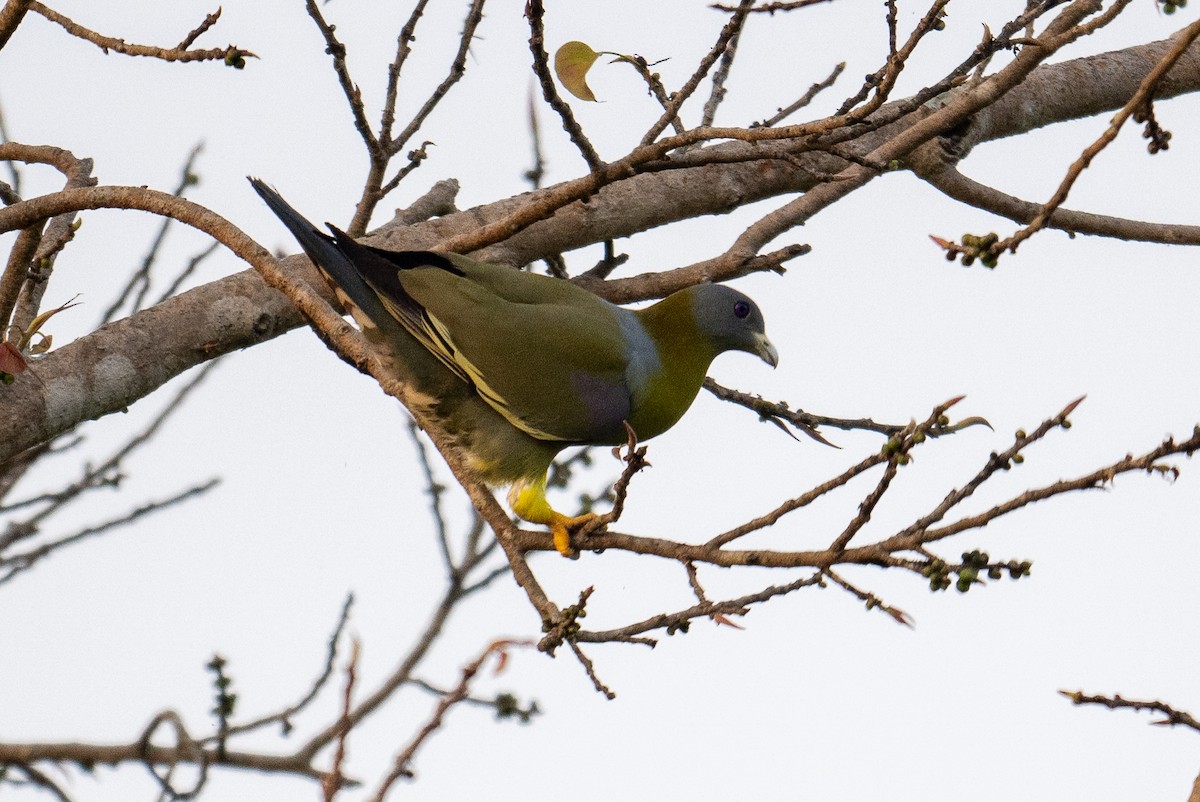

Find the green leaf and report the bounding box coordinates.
[554,41,601,101]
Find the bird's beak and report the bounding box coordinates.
[753,333,779,368]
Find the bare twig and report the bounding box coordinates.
[915,160,1200,248]
[100,142,206,324]
[368,640,531,799]
[572,572,826,645]
[382,0,486,158]
[354,0,487,233]
[712,0,836,10]
[525,83,547,189]
[377,0,431,149]
[0,479,219,585]
[218,594,355,740]
[176,6,222,50]
[525,0,603,171]
[575,423,650,542]
[755,62,845,128]
[1060,690,1200,734]
[321,639,360,802]
[138,710,208,800]
[642,0,755,144]
[0,359,221,544]
[0,143,94,341]
[407,418,454,572]
[835,0,952,117]
[700,4,747,127]
[408,678,539,721]
[823,568,913,626]
[568,641,616,700]
[27,2,253,65]
[303,0,378,156]
[991,14,1200,256]
[152,240,221,306]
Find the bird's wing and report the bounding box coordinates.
[328,236,633,443]
[400,268,635,443]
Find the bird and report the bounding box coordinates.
[250,178,778,556]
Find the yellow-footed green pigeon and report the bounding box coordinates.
[250,179,778,556]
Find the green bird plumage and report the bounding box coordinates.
[251,179,778,555]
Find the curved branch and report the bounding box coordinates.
[914,157,1200,245]
[0,186,310,466]
[0,143,95,337]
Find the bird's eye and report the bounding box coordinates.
[733,300,751,319]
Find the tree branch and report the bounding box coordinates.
[26,2,253,65]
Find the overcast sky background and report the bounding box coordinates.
[2,2,1199,800]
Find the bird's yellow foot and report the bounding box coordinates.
[509,475,603,557]
[548,512,601,558]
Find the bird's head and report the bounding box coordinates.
[687,283,778,368]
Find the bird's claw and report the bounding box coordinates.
[551,512,604,559]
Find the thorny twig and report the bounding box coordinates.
[357,0,487,232]
[641,0,755,144]
[100,142,207,324]
[987,14,1200,258]
[27,2,254,65]
[321,639,360,802]
[526,0,604,171]
[0,479,219,585]
[216,594,356,740]
[712,0,836,10]
[1,360,222,548]
[702,378,990,441]
[494,398,1200,649]
[368,640,532,799]
[1060,691,1200,734]
[755,61,846,128]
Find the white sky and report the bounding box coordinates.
[2,2,1199,800]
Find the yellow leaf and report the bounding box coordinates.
[554,41,601,101]
[19,296,80,351]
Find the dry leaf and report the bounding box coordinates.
[554,41,601,101]
[0,341,28,375]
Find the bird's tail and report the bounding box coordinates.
[247,177,394,328]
